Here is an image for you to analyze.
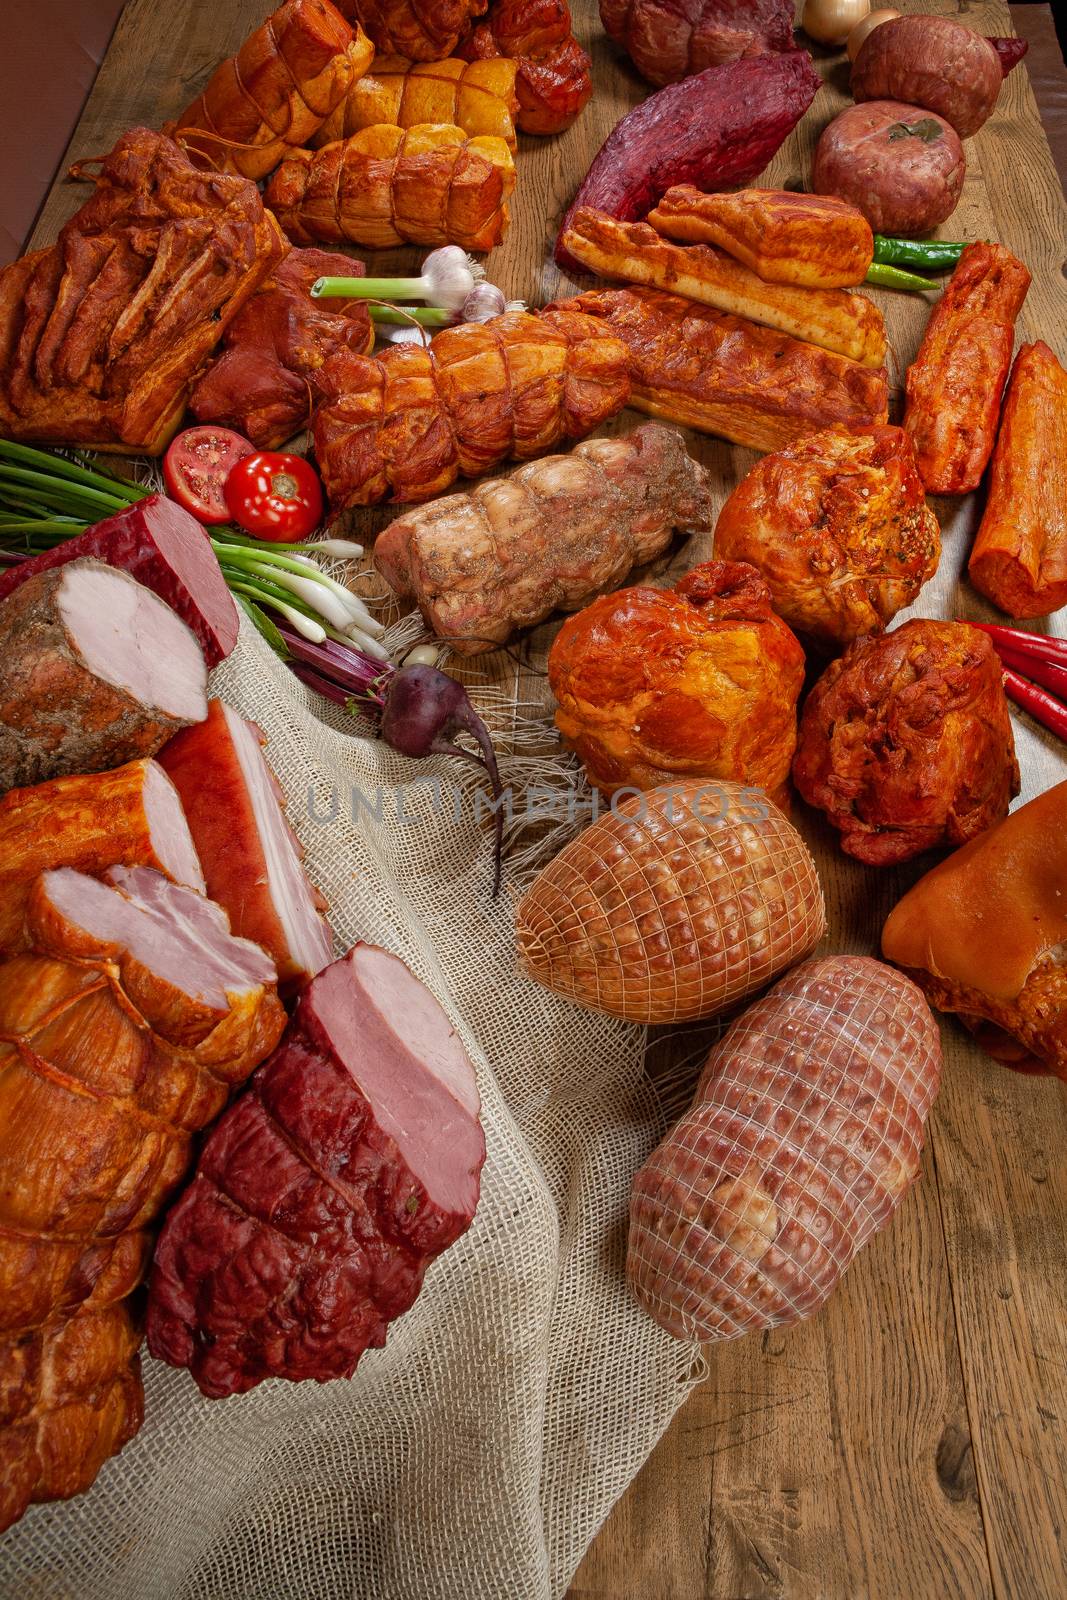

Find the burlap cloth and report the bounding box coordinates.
[0,619,704,1600]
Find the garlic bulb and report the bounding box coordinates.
[847,7,900,58]
[801,0,870,48]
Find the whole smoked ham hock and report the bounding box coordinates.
[312,305,630,508]
[516,779,825,1023]
[628,957,942,1340]
[159,700,333,987]
[548,560,805,801]
[557,286,888,452]
[882,782,1067,1077]
[0,866,284,1532]
[0,560,208,794]
[373,422,713,653]
[148,945,485,1396]
[968,341,1067,619]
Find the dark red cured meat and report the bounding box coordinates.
[989,36,1028,76]
[600,0,796,89]
[146,944,485,1397]
[554,50,821,272]
[0,495,238,667]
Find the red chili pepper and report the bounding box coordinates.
[989,641,1067,701]
[1002,667,1067,742]
[969,620,1067,668]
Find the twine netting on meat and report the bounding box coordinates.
[0,617,705,1600]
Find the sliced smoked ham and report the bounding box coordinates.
[147,944,485,1397]
[0,496,239,667]
[0,559,208,794]
[158,699,333,986]
[0,867,285,1532]
[0,759,204,953]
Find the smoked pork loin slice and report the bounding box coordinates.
[0,759,203,953]
[147,945,485,1397]
[159,699,333,986]
[0,866,285,1532]
[0,558,208,794]
[0,496,239,667]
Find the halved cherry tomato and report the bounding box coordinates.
[223,452,324,542]
[163,426,254,524]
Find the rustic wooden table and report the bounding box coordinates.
[22,0,1067,1594]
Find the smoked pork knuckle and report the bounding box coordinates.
[549,559,805,801]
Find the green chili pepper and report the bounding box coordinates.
[872,236,967,271]
[864,262,942,293]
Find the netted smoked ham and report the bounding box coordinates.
[314,56,519,147]
[558,286,888,452]
[647,186,875,290]
[159,700,332,987]
[147,945,485,1396]
[561,209,887,367]
[882,781,1067,1078]
[374,423,713,653]
[628,957,942,1341]
[338,0,487,60]
[903,242,1031,496]
[0,866,284,1531]
[516,780,825,1023]
[171,0,374,180]
[0,129,286,454]
[312,305,631,508]
[0,560,208,795]
[189,248,374,451]
[0,495,238,667]
[601,0,795,87]
[0,760,203,953]
[265,124,516,251]
[457,0,592,135]
[968,342,1067,619]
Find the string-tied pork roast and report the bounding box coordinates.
[313,54,520,147]
[628,956,942,1340]
[373,422,714,654]
[147,944,485,1397]
[457,0,593,135]
[336,0,488,61]
[0,866,285,1532]
[312,305,631,509]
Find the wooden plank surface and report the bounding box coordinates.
[21,0,1067,1596]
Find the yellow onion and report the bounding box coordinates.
[802,0,870,48]
[847,6,901,58]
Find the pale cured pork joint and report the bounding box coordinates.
[312,305,631,508]
[628,957,942,1340]
[457,0,593,135]
[147,945,485,1397]
[0,760,204,954]
[548,560,805,802]
[516,779,826,1023]
[0,559,209,795]
[314,55,520,147]
[0,495,239,667]
[158,699,333,987]
[373,422,714,654]
[792,619,1020,865]
[882,781,1067,1079]
[0,866,284,1532]
[171,0,374,179]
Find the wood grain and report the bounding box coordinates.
[19,0,1067,1594]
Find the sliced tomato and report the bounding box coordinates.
[164,426,255,524]
[223,452,324,542]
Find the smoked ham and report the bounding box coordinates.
[601,0,795,87]
[373,423,714,653]
[338,0,488,61]
[171,0,374,179]
[312,305,631,509]
[264,125,516,252]
[556,287,889,451]
[188,248,374,451]
[0,496,238,667]
[158,700,332,987]
[147,945,485,1396]
[560,209,887,366]
[0,760,203,953]
[314,55,520,147]
[0,560,208,794]
[457,0,592,135]
[903,242,1031,495]
[0,866,284,1531]
[0,129,286,455]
